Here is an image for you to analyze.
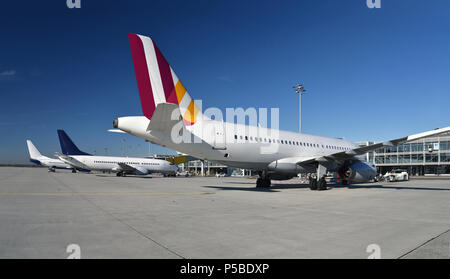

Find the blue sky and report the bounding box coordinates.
[1,0,450,163]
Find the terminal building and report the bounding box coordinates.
[360,131,450,176]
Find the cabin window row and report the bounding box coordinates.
[233,135,351,151]
[93,161,159,165]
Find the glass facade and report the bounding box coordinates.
[363,133,450,175]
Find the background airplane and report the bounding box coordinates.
[56,130,178,177]
[26,140,74,172]
[113,33,450,190]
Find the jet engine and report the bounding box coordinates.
[339,161,376,183]
[134,167,149,175]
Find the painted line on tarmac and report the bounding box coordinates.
[0,191,217,197]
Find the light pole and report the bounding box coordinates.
[293,83,306,133]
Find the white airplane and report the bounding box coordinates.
[55,130,178,177]
[112,33,450,190]
[26,140,74,172]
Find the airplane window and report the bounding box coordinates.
[250,136,253,140]
[268,139,271,143]
[240,136,243,140]
[245,136,248,141]
[234,135,237,140]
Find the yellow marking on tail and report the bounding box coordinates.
[183,100,199,124]
[175,81,187,104]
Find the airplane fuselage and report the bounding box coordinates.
[31,158,71,169]
[115,116,362,173]
[66,155,178,175]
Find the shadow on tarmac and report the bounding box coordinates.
[205,181,450,192]
[94,174,154,179]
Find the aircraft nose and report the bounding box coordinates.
[113,118,118,128]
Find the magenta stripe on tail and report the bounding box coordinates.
[128,33,156,119]
[154,42,178,104]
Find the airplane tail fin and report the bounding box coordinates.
[57,130,91,156]
[128,33,200,126]
[26,140,44,160]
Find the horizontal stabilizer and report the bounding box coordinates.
[107,129,126,134]
[147,103,182,132]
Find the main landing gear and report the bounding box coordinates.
[309,164,328,191]
[116,171,126,177]
[256,171,271,188]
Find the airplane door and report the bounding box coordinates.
[213,121,226,150]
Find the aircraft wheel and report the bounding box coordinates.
[256,178,263,188]
[256,178,271,188]
[317,178,327,191]
[262,178,271,188]
[309,178,317,190]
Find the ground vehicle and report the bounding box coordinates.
[176,171,191,177]
[384,169,409,182]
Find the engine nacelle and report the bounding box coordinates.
[134,167,149,175]
[340,161,376,182]
[269,172,297,181]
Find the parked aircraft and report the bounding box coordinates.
[55,130,178,176]
[113,33,450,189]
[26,140,74,172]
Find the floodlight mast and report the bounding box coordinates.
[293,83,306,133]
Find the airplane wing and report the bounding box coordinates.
[117,162,138,172]
[55,153,90,170]
[295,126,450,165]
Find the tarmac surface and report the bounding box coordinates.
[0,167,449,259]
